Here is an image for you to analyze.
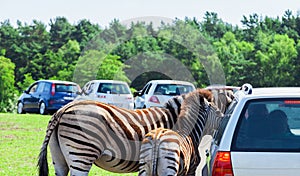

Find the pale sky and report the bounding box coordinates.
[1,0,300,28]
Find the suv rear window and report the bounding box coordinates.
[232,98,300,152]
[97,83,130,94]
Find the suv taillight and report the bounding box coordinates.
[51,83,55,96]
[149,96,160,104]
[212,151,234,176]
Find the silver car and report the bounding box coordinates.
[134,80,196,109]
[204,85,300,176]
[76,80,134,109]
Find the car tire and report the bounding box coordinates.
[39,102,47,115]
[17,102,25,114]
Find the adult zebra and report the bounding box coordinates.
[138,89,230,176]
[37,88,193,176]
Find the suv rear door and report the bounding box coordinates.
[96,82,133,109]
[230,98,300,176]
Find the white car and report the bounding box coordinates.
[134,80,196,109]
[76,80,134,109]
[204,84,300,176]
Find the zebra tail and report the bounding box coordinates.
[38,143,49,176]
[37,101,79,176]
[37,110,65,175]
[139,130,160,176]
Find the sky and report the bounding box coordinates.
[1,0,300,28]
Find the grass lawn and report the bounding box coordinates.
[0,113,137,176]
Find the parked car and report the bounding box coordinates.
[203,84,300,176]
[134,80,196,109]
[76,80,134,110]
[17,80,81,115]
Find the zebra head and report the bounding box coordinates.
[209,89,234,114]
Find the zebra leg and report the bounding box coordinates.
[49,129,69,176]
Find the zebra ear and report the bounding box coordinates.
[203,97,210,107]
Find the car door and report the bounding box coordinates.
[22,82,39,110]
[134,83,151,108]
[230,99,300,176]
[30,82,45,109]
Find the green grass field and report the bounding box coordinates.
[0,113,137,176]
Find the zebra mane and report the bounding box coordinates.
[163,94,185,117]
[173,89,212,134]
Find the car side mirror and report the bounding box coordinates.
[133,91,142,97]
[24,90,29,94]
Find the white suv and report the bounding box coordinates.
[134,80,196,109]
[204,84,300,176]
[76,80,134,109]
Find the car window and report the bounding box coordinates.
[43,83,51,93]
[29,83,38,93]
[154,84,194,96]
[232,98,300,152]
[87,82,94,94]
[82,82,90,94]
[36,82,45,93]
[144,83,152,95]
[97,83,130,94]
[213,99,238,145]
[55,84,78,93]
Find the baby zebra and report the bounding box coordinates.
[38,89,192,176]
[138,89,229,176]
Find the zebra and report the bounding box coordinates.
[138,89,231,176]
[37,89,199,176]
[37,87,231,176]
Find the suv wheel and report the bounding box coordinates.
[39,102,47,115]
[17,102,24,114]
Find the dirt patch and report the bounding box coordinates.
[2,134,16,139]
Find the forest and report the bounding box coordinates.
[1,10,300,112]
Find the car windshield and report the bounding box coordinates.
[97,83,130,94]
[153,84,194,96]
[232,98,300,152]
[55,84,79,93]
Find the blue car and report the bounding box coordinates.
[17,80,81,115]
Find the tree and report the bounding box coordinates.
[49,17,75,51]
[254,34,297,86]
[73,50,129,87]
[214,32,256,86]
[71,19,101,50]
[201,12,233,41]
[17,73,35,91]
[0,56,17,112]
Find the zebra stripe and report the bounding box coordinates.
[138,89,231,176]
[38,92,184,176]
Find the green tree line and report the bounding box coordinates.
[1,10,300,112]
